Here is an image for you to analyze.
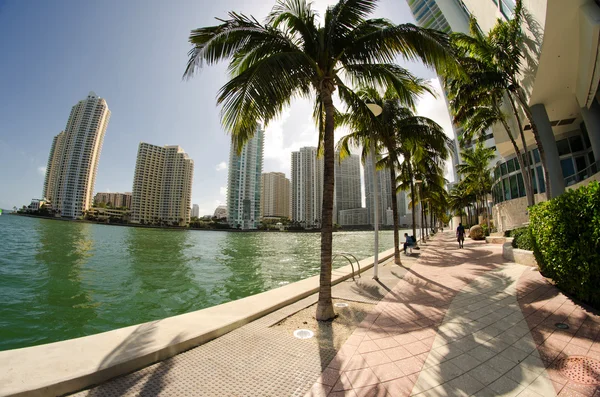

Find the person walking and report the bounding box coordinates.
[456,223,465,249]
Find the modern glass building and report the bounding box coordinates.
[226,125,264,230]
[291,147,323,228]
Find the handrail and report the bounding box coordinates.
[564,160,599,187]
[332,252,361,281]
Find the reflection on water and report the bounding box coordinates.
[0,215,401,351]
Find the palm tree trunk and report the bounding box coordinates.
[388,160,401,265]
[409,164,417,241]
[507,94,535,207]
[316,86,335,321]
[513,87,552,200]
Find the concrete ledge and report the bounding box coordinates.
[502,242,538,267]
[0,248,394,397]
[486,236,509,244]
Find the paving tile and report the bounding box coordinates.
[354,383,389,397]
[447,353,481,372]
[412,367,445,393]
[395,356,424,375]
[486,355,518,374]
[332,373,354,391]
[318,368,342,386]
[488,376,526,397]
[329,389,358,397]
[373,337,400,350]
[393,333,420,346]
[526,374,560,396]
[383,346,412,362]
[404,341,431,356]
[382,376,414,397]
[468,346,496,362]
[345,367,381,389]
[304,383,333,397]
[446,372,486,396]
[370,362,403,383]
[467,363,503,386]
[500,346,531,364]
[358,340,382,354]
[344,355,370,371]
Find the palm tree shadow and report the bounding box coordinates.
[75,323,184,396]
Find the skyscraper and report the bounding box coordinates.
[42,92,110,218]
[364,154,407,226]
[131,143,194,226]
[192,204,200,218]
[291,147,324,227]
[334,151,362,223]
[227,125,264,229]
[261,172,291,218]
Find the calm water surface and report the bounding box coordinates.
[0,215,404,351]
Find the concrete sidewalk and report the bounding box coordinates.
[71,233,600,396]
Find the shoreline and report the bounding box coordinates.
[9,213,409,233]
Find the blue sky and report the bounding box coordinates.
[0,0,453,214]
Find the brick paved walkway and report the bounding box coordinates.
[71,232,600,396]
[305,233,600,397]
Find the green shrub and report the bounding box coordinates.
[529,181,600,307]
[511,226,533,251]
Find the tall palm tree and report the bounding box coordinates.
[446,19,534,207]
[448,183,472,225]
[451,0,552,199]
[456,142,495,224]
[338,84,432,265]
[397,119,451,240]
[184,0,457,320]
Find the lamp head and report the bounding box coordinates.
[366,103,383,117]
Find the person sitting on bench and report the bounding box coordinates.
[403,233,415,254]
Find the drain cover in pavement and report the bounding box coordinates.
[334,303,349,308]
[556,356,600,385]
[293,329,314,339]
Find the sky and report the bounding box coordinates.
[0,0,454,215]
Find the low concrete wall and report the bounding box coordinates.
[502,242,538,267]
[485,236,508,244]
[0,248,395,397]
[492,193,546,233]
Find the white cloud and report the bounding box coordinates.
[215,161,227,171]
[37,166,46,176]
[219,186,227,196]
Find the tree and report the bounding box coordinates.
[446,18,534,207]
[338,84,435,265]
[448,183,473,225]
[184,0,456,320]
[456,142,495,224]
[449,1,552,199]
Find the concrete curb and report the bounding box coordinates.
[502,241,538,267]
[0,248,395,397]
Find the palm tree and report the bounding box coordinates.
[446,18,534,207]
[456,142,495,225]
[338,84,433,265]
[450,1,552,199]
[448,183,472,225]
[184,0,456,320]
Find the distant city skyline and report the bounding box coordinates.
[0,0,455,213]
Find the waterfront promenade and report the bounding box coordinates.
[67,232,600,397]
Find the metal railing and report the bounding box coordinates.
[564,161,599,187]
[332,252,361,281]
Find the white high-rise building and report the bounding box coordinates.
[42,92,110,218]
[291,147,324,227]
[261,172,291,218]
[227,125,264,229]
[131,143,194,226]
[191,204,200,218]
[334,151,362,224]
[364,154,407,226]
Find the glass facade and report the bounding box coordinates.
[491,129,597,204]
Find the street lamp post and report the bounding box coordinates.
[414,179,422,242]
[367,103,382,280]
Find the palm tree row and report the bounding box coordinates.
[184,0,457,320]
[445,0,551,207]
